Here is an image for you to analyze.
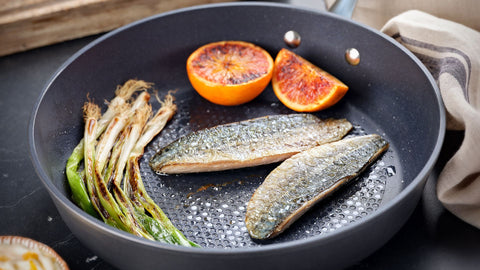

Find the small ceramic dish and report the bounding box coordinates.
[0,236,69,270]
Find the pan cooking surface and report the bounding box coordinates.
[136,87,403,248]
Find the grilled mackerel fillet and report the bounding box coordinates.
[245,134,389,239]
[150,114,352,174]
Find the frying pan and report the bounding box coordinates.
[29,2,445,269]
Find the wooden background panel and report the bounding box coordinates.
[0,0,235,56]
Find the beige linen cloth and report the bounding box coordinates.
[379,10,480,228]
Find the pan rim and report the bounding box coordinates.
[28,1,446,256]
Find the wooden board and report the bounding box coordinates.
[0,0,235,57]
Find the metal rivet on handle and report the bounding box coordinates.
[345,48,360,65]
[284,30,301,48]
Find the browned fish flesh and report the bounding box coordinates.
[149,114,352,174]
[245,134,389,239]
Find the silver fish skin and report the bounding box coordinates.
[149,114,352,174]
[245,134,389,239]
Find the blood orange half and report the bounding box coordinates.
[186,41,274,106]
[272,48,348,112]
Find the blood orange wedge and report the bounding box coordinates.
[272,48,348,112]
[186,41,274,106]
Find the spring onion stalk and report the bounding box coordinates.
[124,93,199,247]
[103,127,126,188]
[91,104,155,239]
[104,91,151,185]
[65,145,98,217]
[105,105,175,243]
[66,80,152,216]
[108,105,161,241]
[82,102,113,224]
[94,104,131,172]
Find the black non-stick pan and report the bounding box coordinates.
[29,2,445,269]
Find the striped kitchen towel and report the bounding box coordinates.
[382,10,480,228]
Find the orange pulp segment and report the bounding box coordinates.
[272,48,348,112]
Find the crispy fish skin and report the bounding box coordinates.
[149,114,352,174]
[245,134,389,239]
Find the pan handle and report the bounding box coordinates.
[329,0,357,18]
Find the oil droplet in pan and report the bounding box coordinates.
[386,166,396,177]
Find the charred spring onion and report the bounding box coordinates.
[66,80,150,217]
[65,80,198,247]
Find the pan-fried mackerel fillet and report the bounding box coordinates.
[245,134,389,239]
[149,114,352,174]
